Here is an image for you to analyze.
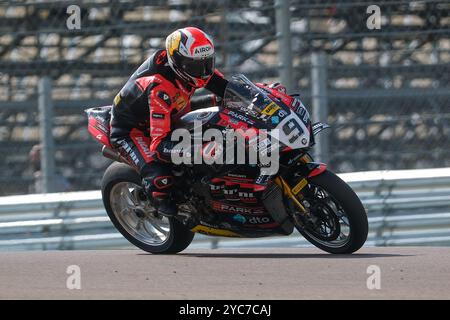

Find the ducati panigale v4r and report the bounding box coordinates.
[86,74,368,254]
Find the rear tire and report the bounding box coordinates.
[101,162,194,254]
[295,170,368,254]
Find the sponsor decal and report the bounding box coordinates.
[271,116,280,125]
[292,97,302,110]
[223,187,240,201]
[175,93,187,110]
[238,191,255,198]
[93,121,108,134]
[295,103,310,123]
[157,91,171,105]
[277,109,288,118]
[210,184,223,191]
[134,136,152,159]
[247,216,271,224]
[232,214,247,224]
[152,113,165,119]
[163,147,185,154]
[261,102,280,116]
[118,140,139,165]
[193,45,212,56]
[211,202,266,215]
[292,178,308,195]
[228,110,254,125]
[232,214,272,225]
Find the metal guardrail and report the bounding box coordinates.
[1,168,450,250]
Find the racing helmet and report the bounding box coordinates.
[165,27,215,88]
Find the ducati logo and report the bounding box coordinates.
[135,136,152,158]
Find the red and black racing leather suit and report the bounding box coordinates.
[110,49,228,199]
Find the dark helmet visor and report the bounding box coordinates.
[174,52,215,79]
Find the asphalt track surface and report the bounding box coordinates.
[0,247,449,299]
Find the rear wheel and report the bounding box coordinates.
[290,170,368,254]
[101,162,194,254]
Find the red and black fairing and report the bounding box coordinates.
[206,169,285,236]
[173,75,329,237]
[86,106,113,148]
[176,106,291,236]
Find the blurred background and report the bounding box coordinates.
[0,0,448,196]
[0,0,449,250]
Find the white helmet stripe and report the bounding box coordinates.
[183,29,196,55]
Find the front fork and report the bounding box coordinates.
[274,153,327,214]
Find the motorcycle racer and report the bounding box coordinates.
[109,27,228,216]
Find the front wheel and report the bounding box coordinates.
[290,170,368,254]
[101,162,194,254]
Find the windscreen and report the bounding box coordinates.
[222,74,311,149]
[222,74,277,121]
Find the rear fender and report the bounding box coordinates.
[85,106,112,148]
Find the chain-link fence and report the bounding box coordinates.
[0,0,449,195]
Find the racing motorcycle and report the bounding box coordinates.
[86,74,368,254]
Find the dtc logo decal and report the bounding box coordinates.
[247,216,271,224]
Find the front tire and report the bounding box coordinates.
[101,162,194,254]
[293,170,368,254]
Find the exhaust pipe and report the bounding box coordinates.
[102,145,124,163]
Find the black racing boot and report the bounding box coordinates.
[142,176,177,217]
